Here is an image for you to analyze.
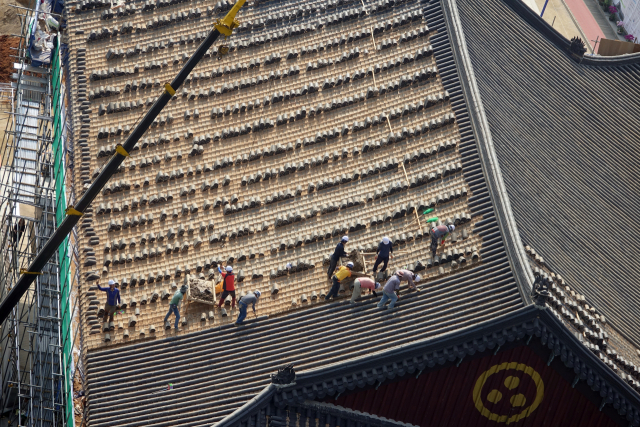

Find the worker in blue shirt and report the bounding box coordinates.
[373,236,393,273]
[97,279,121,324]
[327,235,349,280]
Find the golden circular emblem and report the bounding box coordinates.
[473,362,544,424]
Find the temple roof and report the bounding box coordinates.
[70,0,640,424]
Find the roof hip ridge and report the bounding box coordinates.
[437,0,535,303]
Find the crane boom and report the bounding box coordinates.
[0,0,247,324]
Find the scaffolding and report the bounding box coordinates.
[0,1,78,426]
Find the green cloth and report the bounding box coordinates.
[170,290,184,306]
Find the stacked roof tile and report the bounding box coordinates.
[68,0,506,350]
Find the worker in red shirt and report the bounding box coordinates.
[430,224,455,258]
[217,265,236,309]
[350,277,381,303]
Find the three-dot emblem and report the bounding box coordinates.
[473,362,545,424]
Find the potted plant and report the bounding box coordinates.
[602,0,612,11]
[616,21,627,35]
[624,34,635,42]
[609,5,618,21]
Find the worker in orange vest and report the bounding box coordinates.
[217,265,236,309]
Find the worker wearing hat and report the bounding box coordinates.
[235,290,261,325]
[327,235,349,280]
[373,236,393,274]
[97,279,121,326]
[395,269,421,291]
[430,224,455,258]
[326,261,354,301]
[350,277,381,303]
[217,265,237,309]
[164,284,188,330]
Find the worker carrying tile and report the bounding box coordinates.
[97,279,121,326]
[395,269,421,291]
[373,236,393,274]
[164,285,187,331]
[327,235,349,280]
[430,224,455,258]
[217,265,236,309]
[235,290,261,326]
[350,277,381,303]
[326,261,354,301]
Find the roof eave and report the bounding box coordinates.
[213,305,640,427]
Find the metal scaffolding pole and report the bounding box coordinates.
[0,3,78,426]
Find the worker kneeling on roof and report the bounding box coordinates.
[430,224,455,258]
[350,277,381,304]
[217,265,236,309]
[235,290,261,326]
[327,235,349,280]
[326,261,353,301]
[395,269,421,291]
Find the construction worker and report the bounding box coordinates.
[373,236,393,274]
[327,235,349,280]
[350,277,381,303]
[235,290,261,325]
[326,261,353,300]
[217,265,236,309]
[430,224,455,258]
[164,285,187,330]
[395,269,421,291]
[377,274,401,310]
[10,218,25,248]
[97,279,121,324]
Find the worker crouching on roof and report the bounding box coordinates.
[373,236,393,274]
[164,285,187,330]
[97,279,121,325]
[235,290,261,326]
[350,277,381,304]
[326,261,353,301]
[430,224,455,258]
[217,265,236,309]
[395,269,421,291]
[327,235,349,280]
[377,274,401,310]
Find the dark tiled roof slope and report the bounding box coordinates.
[455,0,640,346]
[85,261,522,427]
[81,0,528,423]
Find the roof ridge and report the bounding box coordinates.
[436,0,535,301]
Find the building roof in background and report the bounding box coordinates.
[455,0,640,347]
